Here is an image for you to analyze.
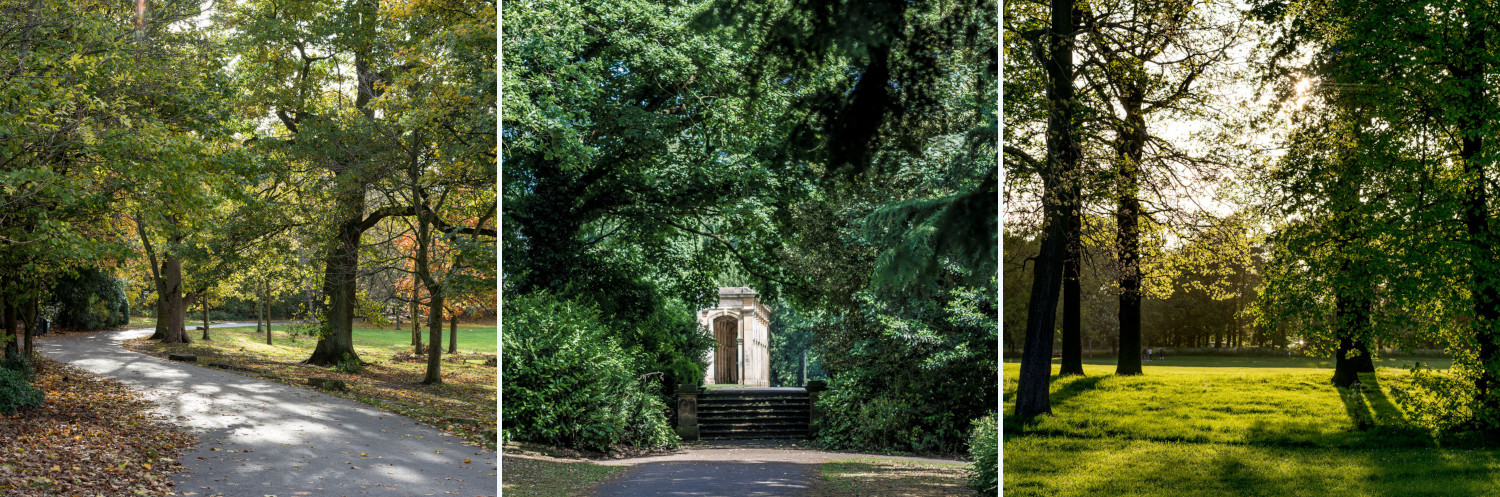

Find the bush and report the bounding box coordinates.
[51,268,129,330]
[2,353,37,380]
[502,292,677,452]
[815,286,997,454]
[0,368,43,415]
[332,352,364,374]
[968,412,997,495]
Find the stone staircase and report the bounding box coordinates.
[697,388,810,440]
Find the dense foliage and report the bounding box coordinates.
[0,368,43,415]
[51,268,131,331]
[501,293,678,452]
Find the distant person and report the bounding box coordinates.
[1147,348,1154,361]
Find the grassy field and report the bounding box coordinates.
[126,321,497,449]
[1004,356,1500,497]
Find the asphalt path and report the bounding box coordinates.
[587,440,965,497]
[38,324,497,497]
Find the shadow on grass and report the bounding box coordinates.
[1329,373,1434,449]
[1004,376,1107,439]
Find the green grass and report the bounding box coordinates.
[500,456,624,497]
[215,322,497,355]
[1004,356,1500,496]
[811,458,976,497]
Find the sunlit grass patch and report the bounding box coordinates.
[1003,356,1500,496]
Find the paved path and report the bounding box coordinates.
[38,325,496,497]
[587,440,964,497]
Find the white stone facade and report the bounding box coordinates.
[698,286,771,387]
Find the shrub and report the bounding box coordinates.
[968,412,997,495]
[0,368,43,415]
[51,268,129,330]
[815,286,997,454]
[332,352,364,374]
[1,352,37,380]
[502,292,677,452]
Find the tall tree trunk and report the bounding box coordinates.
[201,301,211,340]
[306,205,362,365]
[1017,0,1080,418]
[160,251,190,344]
[1115,90,1146,376]
[1059,210,1084,376]
[1450,19,1500,430]
[448,310,458,354]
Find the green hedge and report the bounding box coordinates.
[502,292,677,452]
[969,411,997,495]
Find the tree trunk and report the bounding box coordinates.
[201,301,211,340]
[262,283,271,345]
[411,283,422,355]
[424,291,444,384]
[1115,88,1146,376]
[447,310,458,355]
[24,297,36,358]
[1059,217,1084,376]
[160,251,190,344]
[306,209,362,365]
[1016,0,1080,418]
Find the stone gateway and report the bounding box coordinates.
[698,287,770,387]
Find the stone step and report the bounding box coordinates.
[699,423,810,429]
[698,413,808,423]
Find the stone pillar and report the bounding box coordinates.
[806,380,827,435]
[675,384,700,441]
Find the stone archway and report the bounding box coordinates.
[713,317,738,384]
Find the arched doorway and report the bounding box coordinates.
[713,317,738,384]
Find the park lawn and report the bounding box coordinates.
[1003,357,1500,496]
[125,322,497,450]
[809,458,977,497]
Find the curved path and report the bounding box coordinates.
[585,440,964,497]
[38,325,497,497]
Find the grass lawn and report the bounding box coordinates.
[809,458,976,497]
[1003,356,1500,496]
[125,321,496,450]
[500,456,625,497]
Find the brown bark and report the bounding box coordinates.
[447,310,458,355]
[160,250,190,344]
[411,282,422,354]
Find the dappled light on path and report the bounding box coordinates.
[39,326,496,496]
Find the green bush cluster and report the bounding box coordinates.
[815,285,998,454]
[502,292,678,452]
[968,412,997,495]
[51,268,129,330]
[0,367,43,415]
[1,352,37,380]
